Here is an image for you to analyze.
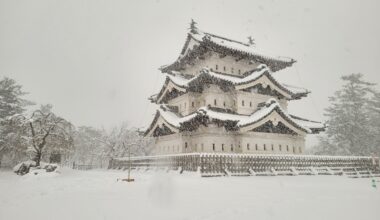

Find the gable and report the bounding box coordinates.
[250,121,298,135]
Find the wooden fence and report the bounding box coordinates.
[109,153,380,178]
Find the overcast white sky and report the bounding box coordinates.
[1,0,380,147]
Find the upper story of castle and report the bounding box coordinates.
[150,20,309,117]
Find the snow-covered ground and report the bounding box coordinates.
[0,168,379,220]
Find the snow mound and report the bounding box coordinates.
[13,161,60,176]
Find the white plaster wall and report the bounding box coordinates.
[240,132,305,154]
[237,91,288,115]
[186,125,240,153]
[167,85,236,116]
[154,133,184,155]
[167,85,289,117]
[182,51,260,76]
[153,125,305,155]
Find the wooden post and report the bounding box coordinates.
[119,142,134,182]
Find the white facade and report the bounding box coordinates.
[146,26,322,156]
[153,124,305,155]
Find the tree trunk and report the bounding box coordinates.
[33,150,42,166]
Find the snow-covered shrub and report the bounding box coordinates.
[42,163,59,172]
[13,161,59,175]
[13,160,36,175]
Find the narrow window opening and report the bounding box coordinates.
[255,144,258,151]
[242,100,245,106]
[212,144,215,151]
[222,144,224,151]
[214,99,217,106]
[247,143,250,150]
[216,64,218,70]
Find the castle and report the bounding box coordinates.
[145,21,325,156]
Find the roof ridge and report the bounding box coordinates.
[201,31,251,47]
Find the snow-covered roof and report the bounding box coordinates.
[191,31,293,63]
[161,28,295,73]
[289,115,326,133]
[145,99,325,136]
[153,66,309,103]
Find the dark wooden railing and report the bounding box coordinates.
[109,153,380,178]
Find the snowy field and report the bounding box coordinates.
[0,168,379,220]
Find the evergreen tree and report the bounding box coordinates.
[315,73,379,155]
[367,91,380,155]
[0,77,32,166]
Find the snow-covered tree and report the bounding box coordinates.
[72,126,107,167]
[71,123,153,168]
[315,73,379,155]
[102,122,153,159]
[12,104,74,166]
[0,77,32,166]
[367,91,380,155]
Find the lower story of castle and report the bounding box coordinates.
[152,125,305,155]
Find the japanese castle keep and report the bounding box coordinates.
[145,21,325,156]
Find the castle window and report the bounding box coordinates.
[242,100,245,106]
[231,67,234,73]
[286,145,289,151]
[279,145,282,151]
[214,99,217,106]
[231,144,233,151]
[222,144,224,151]
[247,143,250,150]
[192,102,194,107]
[250,102,252,107]
[223,66,226,71]
[216,64,218,70]
[255,144,258,151]
[264,144,266,151]
[223,102,226,107]
[185,142,188,149]
[213,144,215,151]
[238,69,241,75]
[271,144,274,151]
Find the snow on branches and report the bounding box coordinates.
[11,104,74,166]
